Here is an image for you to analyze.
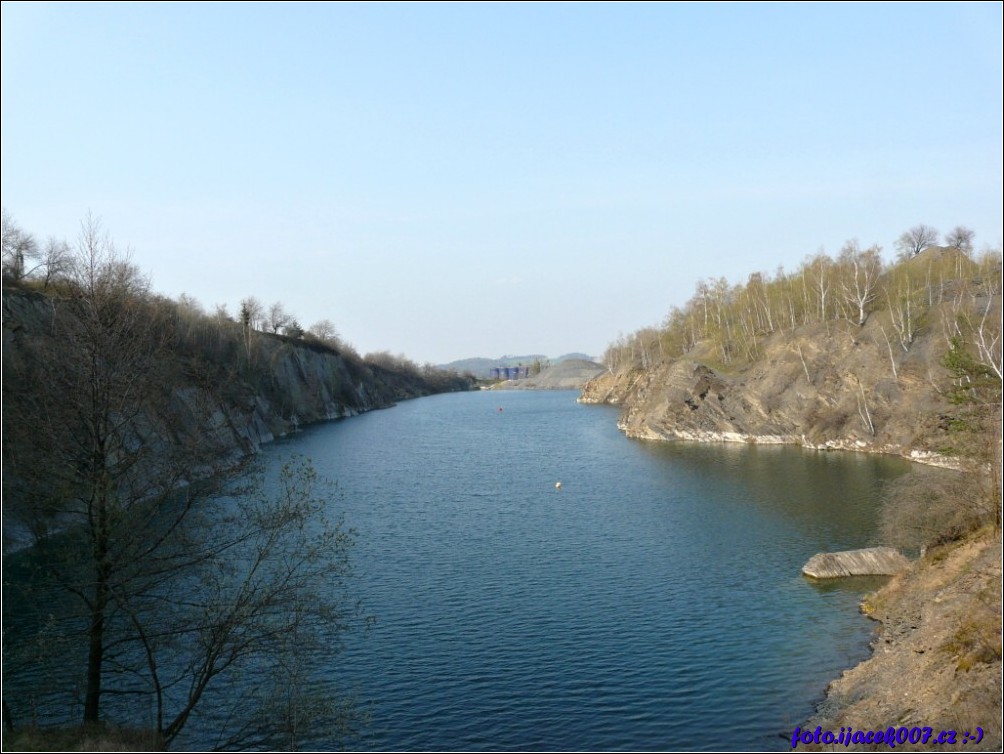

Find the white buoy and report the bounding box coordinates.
[555,481,562,491]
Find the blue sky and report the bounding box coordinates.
[3,2,1001,365]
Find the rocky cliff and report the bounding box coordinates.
[580,316,963,466]
[2,286,473,494]
[581,287,1001,750]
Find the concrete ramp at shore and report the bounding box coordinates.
[802,547,910,579]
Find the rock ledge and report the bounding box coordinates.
[802,547,910,578]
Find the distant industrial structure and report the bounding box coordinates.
[490,366,530,380]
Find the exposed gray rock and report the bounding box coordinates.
[578,317,969,469]
[1,286,473,507]
[802,546,910,578]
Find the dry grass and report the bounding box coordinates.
[1,724,163,752]
[943,583,1003,672]
[803,530,1002,751]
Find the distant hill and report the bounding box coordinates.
[442,353,598,378]
[491,358,606,390]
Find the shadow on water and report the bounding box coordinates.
[803,573,894,595]
[633,438,912,547]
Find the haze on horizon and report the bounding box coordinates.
[2,3,1001,365]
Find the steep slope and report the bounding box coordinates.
[803,531,1001,751]
[581,271,1002,751]
[2,287,470,456]
[2,285,474,554]
[581,315,963,465]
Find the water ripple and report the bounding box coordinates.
[250,391,909,752]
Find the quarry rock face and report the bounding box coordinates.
[580,319,962,468]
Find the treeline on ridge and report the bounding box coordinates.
[604,225,1000,374]
[1,209,473,410]
[598,224,1001,553]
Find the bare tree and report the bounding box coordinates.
[971,295,1002,383]
[745,271,776,334]
[39,237,72,288]
[803,253,833,325]
[240,295,264,331]
[945,225,975,254]
[308,318,340,344]
[881,466,992,551]
[878,324,900,379]
[856,380,875,436]
[114,457,362,748]
[1,208,40,283]
[837,240,884,326]
[4,214,164,723]
[885,275,920,351]
[240,296,264,363]
[267,301,292,334]
[2,218,364,747]
[896,224,939,258]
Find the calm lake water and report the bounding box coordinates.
[3,389,911,751]
[231,389,908,751]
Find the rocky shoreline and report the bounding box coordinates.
[606,400,1002,748]
[578,317,977,472]
[604,416,967,471]
[577,330,1000,750]
[801,532,1001,751]
[609,408,1001,749]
